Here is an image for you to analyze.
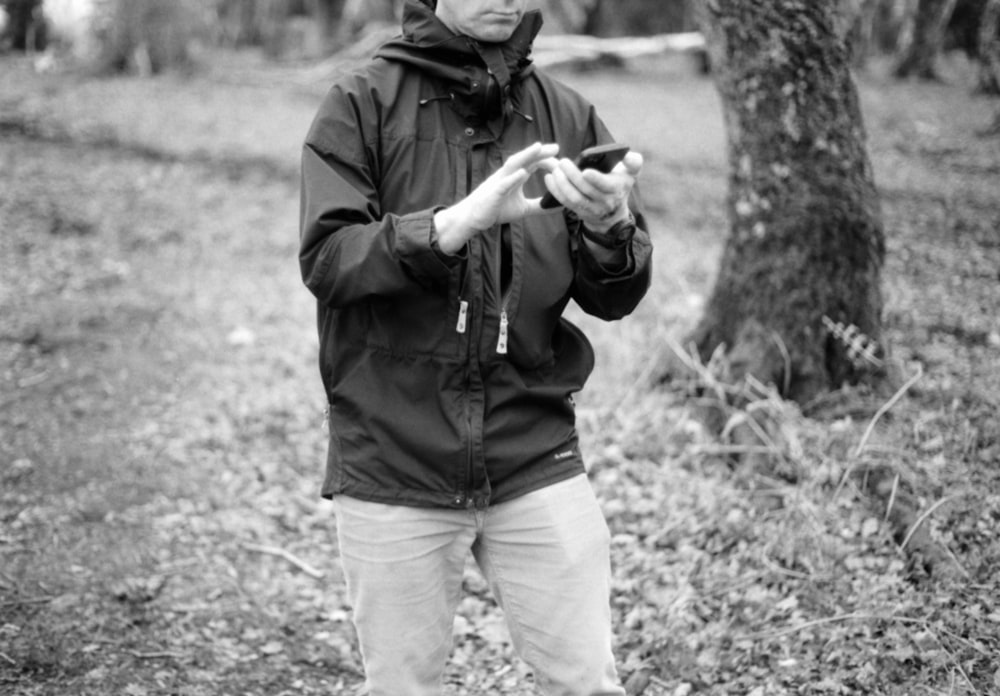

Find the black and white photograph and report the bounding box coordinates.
[2,1,998,694]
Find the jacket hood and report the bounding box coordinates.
[375,0,543,124]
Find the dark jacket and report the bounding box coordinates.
[299,0,652,508]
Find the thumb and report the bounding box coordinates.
[619,151,644,177]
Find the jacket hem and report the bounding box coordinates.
[321,458,587,509]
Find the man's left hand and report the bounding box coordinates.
[542,151,644,232]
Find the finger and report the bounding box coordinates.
[580,168,621,194]
[546,169,609,218]
[543,168,580,209]
[555,157,606,201]
[530,156,560,176]
[494,168,532,197]
[504,142,559,173]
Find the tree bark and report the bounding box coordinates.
[690,1,886,406]
[894,0,959,78]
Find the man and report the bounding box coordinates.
[299,0,653,693]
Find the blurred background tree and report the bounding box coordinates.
[2,0,998,104]
[88,0,207,74]
[894,0,959,78]
[978,0,1000,94]
[0,0,47,50]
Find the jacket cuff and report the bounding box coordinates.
[394,209,463,284]
[578,236,634,276]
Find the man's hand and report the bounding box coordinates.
[433,142,560,255]
[543,151,644,232]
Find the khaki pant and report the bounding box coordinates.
[332,474,625,696]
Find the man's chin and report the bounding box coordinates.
[473,16,520,42]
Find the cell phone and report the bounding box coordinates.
[539,143,630,209]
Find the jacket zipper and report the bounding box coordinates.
[456,300,469,333]
[497,308,508,354]
[458,148,478,507]
[495,224,512,355]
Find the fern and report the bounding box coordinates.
[822,316,883,370]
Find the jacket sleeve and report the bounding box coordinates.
[299,87,459,310]
[569,204,653,320]
[566,110,654,321]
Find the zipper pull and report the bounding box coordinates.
[456,300,469,334]
[497,310,508,354]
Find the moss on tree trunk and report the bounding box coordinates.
[692,0,886,405]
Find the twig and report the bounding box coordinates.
[883,473,900,523]
[899,496,953,551]
[688,444,776,455]
[932,621,992,657]
[737,611,934,642]
[854,366,923,458]
[0,596,54,609]
[885,489,969,578]
[736,612,873,641]
[0,570,18,588]
[128,650,183,660]
[0,651,16,665]
[938,541,972,579]
[832,462,863,500]
[665,336,737,401]
[769,329,792,396]
[698,571,767,598]
[242,542,325,579]
[759,549,812,580]
[741,411,782,454]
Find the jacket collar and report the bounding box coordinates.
[375,0,543,125]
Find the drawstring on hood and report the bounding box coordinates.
[375,0,543,125]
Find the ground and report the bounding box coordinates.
[1,49,999,696]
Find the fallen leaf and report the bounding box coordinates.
[260,641,284,655]
[861,517,880,537]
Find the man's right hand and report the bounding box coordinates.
[433,142,559,255]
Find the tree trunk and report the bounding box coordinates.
[538,0,601,35]
[339,0,399,37]
[2,0,46,51]
[690,1,886,406]
[894,0,959,78]
[307,0,346,50]
[842,0,916,67]
[978,0,1000,93]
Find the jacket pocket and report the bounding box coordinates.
[361,267,466,360]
